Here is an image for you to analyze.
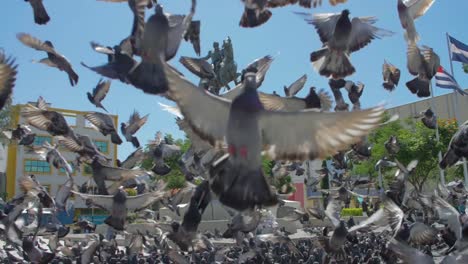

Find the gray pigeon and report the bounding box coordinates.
[17,33,79,86]
[2,124,36,146]
[239,0,272,28]
[55,178,75,214]
[22,235,55,263]
[387,238,435,264]
[42,141,73,176]
[440,120,468,169]
[385,135,400,155]
[55,133,110,165]
[84,112,123,145]
[26,0,50,25]
[415,108,436,129]
[117,147,145,169]
[344,80,364,105]
[298,10,393,79]
[284,74,307,97]
[165,64,384,211]
[87,79,111,112]
[382,60,401,91]
[73,185,167,231]
[21,103,77,139]
[259,87,332,111]
[184,20,201,56]
[0,51,17,111]
[121,110,149,148]
[406,44,440,98]
[397,0,435,44]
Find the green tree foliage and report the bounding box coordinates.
[0,100,13,144]
[352,115,458,192]
[463,64,468,73]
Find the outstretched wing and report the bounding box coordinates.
[348,17,394,53]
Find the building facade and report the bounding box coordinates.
[5,103,118,210]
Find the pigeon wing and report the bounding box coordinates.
[296,12,341,44]
[260,105,384,161]
[71,191,113,211]
[348,17,394,53]
[258,92,307,111]
[0,52,17,111]
[16,33,57,55]
[93,80,111,102]
[286,74,307,97]
[404,0,435,20]
[164,63,230,147]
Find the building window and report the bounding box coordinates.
[24,160,51,174]
[93,140,108,154]
[33,135,52,146]
[82,164,93,176]
[58,161,76,176]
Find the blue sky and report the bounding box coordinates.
[1,0,467,160]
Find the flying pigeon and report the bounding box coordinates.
[73,185,167,231]
[25,0,50,25]
[87,79,111,112]
[0,51,17,111]
[239,0,272,28]
[385,135,400,155]
[440,120,468,169]
[2,124,36,146]
[298,10,393,79]
[17,33,79,86]
[267,0,312,8]
[414,108,436,129]
[117,147,145,169]
[397,0,435,44]
[164,64,385,211]
[84,112,123,145]
[344,80,364,105]
[406,44,440,97]
[382,60,401,91]
[184,20,201,56]
[284,74,307,97]
[121,110,149,148]
[20,103,77,139]
[259,87,332,111]
[55,133,110,165]
[41,141,73,176]
[22,235,55,263]
[329,84,349,112]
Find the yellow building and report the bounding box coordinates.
[5,103,118,208]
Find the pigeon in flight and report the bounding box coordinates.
[25,0,50,25]
[382,60,401,91]
[385,135,400,155]
[0,51,17,111]
[87,79,111,112]
[298,10,393,79]
[84,112,123,145]
[259,87,332,111]
[121,110,149,148]
[397,0,435,44]
[239,0,272,28]
[17,33,79,86]
[414,108,436,129]
[267,0,312,9]
[440,120,468,169]
[72,185,167,231]
[164,65,384,210]
[406,44,440,97]
[117,147,145,169]
[2,124,36,146]
[283,74,307,97]
[184,20,201,56]
[344,80,364,105]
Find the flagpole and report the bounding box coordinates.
[429,81,445,185]
[446,32,468,186]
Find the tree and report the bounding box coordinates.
[352,116,458,192]
[463,64,468,73]
[0,99,13,145]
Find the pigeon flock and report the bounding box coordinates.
[1,0,468,263]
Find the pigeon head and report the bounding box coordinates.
[155,4,164,14]
[44,40,54,48]
[424,108,434,117]
[342,9,350,16]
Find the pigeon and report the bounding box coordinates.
[82,42,137,83]
[322,198,348,261]
[41,141,73,176]
[311,0,348,7]
[397,0,435,44]
[17,33,79,86]
[330,84,349,112]
[84,112,123,145]
[127,4,170,94]
[223,209,263,238]
[25,0,50,25]
[121,111,149,148]
[385,135,400,155]
[55,133,110,164]
[2,124,36,146]
[90,157,150,195]
[117,147,145,169]
[382,60,401,91]
[73,185,167,231]
[165,65,384,211]
[387,238,435,264]
[406,44,440,97]
[22,235,55,263]
[179,56,215,80]
[344,80,364,104]
[87,79,111,112]
[440,120,468,169]
[20,103,77,139]
[239,0,272,28]
[259,87,332,111]
[55,178,75,214]
[184,20,201,56]
[283,74,307,97]
[415,108,436,129]
[0,51,17,111]
[267,0,312,8]
[298,10,393,79]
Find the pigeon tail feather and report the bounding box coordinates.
[319,49,355,79]
[406,77,430,97]
[32,2,50,25]
[104,215,125,231]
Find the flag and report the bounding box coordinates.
[449,35,468,64]
[435,66,468,96]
